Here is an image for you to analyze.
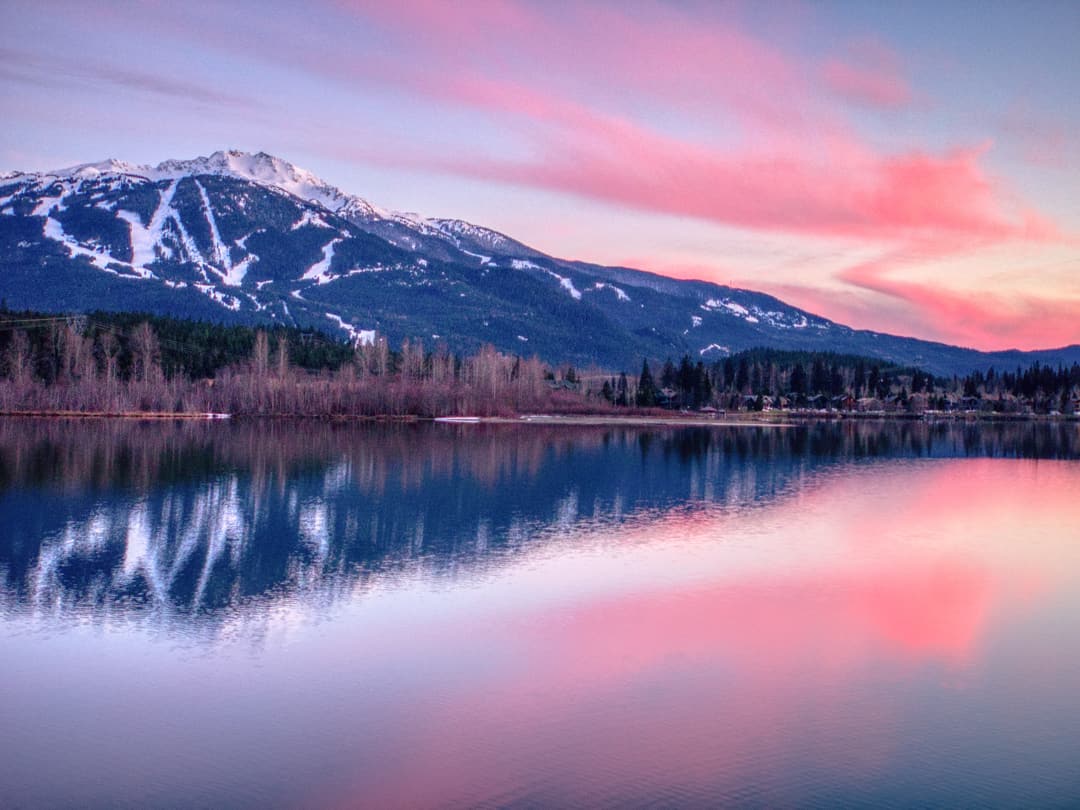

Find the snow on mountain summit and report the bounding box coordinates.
[49,158,151,180]
[156,151,393,219]
[43,150,390,220]
[29,150,543,257]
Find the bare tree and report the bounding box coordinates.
[253,330,270,378]
[131,322,162,385]
[276,335,289,379]
[5,329,32,387]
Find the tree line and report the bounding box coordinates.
[1,311,1077,416]
[0,310,566,416]
[594,348,1079,415]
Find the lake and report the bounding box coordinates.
[2,418,1079,808]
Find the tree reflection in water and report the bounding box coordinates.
[1,418,1077,633]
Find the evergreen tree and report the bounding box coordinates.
[636,360,657,407]
[600,379,613,403]
[677,355,695,398]
[660,358,676,389]
[790,363,807,397]
[854,359,866,395]
[830,363,844,396]
[722,358,735,390]
[694,360,711,408]
[735,358,750,393]
[811,357,829,394]
[912,368,926,394]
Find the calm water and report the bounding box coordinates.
[1,418,1079,808]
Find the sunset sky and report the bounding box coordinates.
[3,0,1078,351]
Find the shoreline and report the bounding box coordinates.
[0,410,1075,426]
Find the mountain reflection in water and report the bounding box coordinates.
[2,418,1080,808]
[1,418,1077,633]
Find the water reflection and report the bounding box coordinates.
[2,419,1080,807]
[318,458,1080,808]
[1,418,1078,632]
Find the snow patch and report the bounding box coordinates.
[194,179,232,272]
[461,248,492,264]
[43,216,153,279]
[546,270,581,300]
[302,238,340,284]
[32,190,66,216]
[194,283,241,311]
[291,209,333,230]
[588,281,630,301]
[220,255,255,287]
[431,218,514,252]
[116,178,202,269]
[324,312,364,343]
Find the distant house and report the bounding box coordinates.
[907,393,930,413]
[547,379,581,392]
[831,394,856,411]
[657,387,679,408]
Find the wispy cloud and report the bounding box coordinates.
[5,0,1074,350]
[822,38,912,109]
[0,47,258,109]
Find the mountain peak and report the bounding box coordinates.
[39,149,391,221]
[49,157,149,179]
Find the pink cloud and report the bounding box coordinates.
[838,242,1080,349]
[337,0,809,132]
[315,3,1074,350]
[614,255,1080,351]
[196,2,1057,254]
[86,0,1073,350]
[822,38,912,108]
[413,111,1046,243]
[300,5,1053,246]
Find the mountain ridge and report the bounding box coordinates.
[2,149,1077,376]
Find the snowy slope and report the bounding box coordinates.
[3,150,1077,375]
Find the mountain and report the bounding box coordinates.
[2,149,1077,376]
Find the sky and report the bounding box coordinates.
[2,0,1079,351]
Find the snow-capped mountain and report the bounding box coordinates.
[2,150,1077,374]
[53,151,389,218]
